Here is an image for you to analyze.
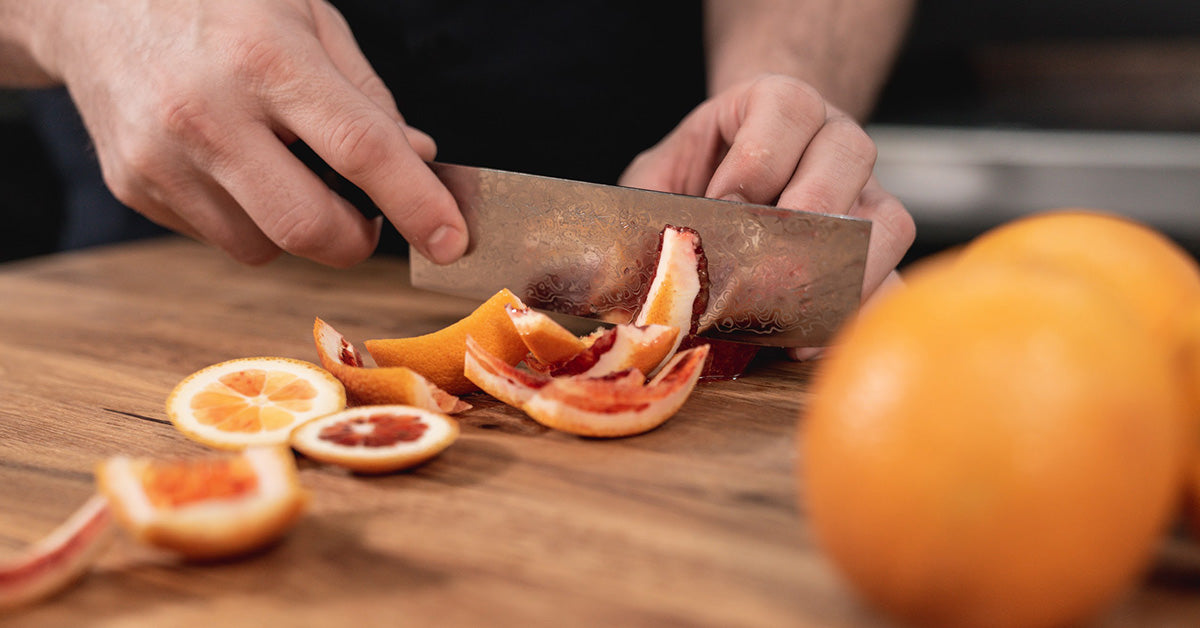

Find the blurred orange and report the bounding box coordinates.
[800,258,1188,628]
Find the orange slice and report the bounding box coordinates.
[633,225,709,373]
[0,495,114,611]
[364,289,528,395]
[290,405,460,474]
[465,335,710,437]
[313,317,470,413]
[95,446,307,561]
[166,357,346,450]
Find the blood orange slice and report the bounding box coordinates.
[546,323,679,379]
[463,335,551,408]
[364,289,528,395]
[525,345,709,437]
[506,304,680,379]
[0,495,114,611]
[95,446,307,561]
[290,406,460,474]
[465,335,710,437]
[167,357,346,450]
[313,318,470,413]
[633,225,709,374]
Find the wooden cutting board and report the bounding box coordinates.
[1,237,1197,627]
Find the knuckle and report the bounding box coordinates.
[229,31,298,87]
[750,74,825,128]
[326,110,390,180]
[160,94,227,154]
[883,199,918,251]
[269,206,330,257]
[828,118,878,168]
[383,180,443,227]
[729,139,784,189]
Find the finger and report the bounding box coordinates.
[123,193,205,245]
[704,76,828,205]
[96,148,280,262]
[776,112,877,217]
[848,177,917,300]
[155,174,284,265]
[269,66,466,265]
[310,1,437,161]
[205,122,384,267]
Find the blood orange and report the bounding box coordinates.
[290,405,459,474]
[96,446,308,561]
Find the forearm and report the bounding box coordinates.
[0,2,62,86]
[704,0,915,120]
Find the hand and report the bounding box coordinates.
[35,0,467,267]
[618,74,915,356]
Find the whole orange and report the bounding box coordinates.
[958,208,1200,502]
[800,262,1188,628]
[956,209,1200,347]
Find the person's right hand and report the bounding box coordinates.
[31,0,467,267]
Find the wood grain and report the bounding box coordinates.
[1,238,1198,627]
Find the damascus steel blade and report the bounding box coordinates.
[410,162,871,347]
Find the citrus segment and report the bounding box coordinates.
[0,495,114,611]
[290,405,460,474]
[364,288,528,395]
[801,261,1187,628]
[313,318,470,413]
[633,225,709,374]
[96,446,308,561]
[167,357,345,450]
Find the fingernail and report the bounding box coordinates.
[425,224,467,264]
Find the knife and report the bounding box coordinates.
[407,163,871,348]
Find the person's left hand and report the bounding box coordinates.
[618,74,915,357]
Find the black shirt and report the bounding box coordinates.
[29,2,708,253]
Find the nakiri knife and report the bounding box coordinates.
[410,162,871,347]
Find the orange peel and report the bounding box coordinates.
[313,317,469,413]
[364,288,528,395]
[0,495,114,611]
[506,304,589,364]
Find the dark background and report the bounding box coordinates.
[3,1,1199,264]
